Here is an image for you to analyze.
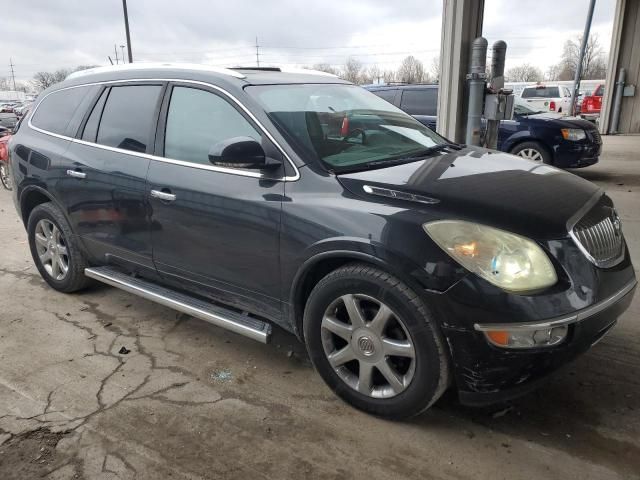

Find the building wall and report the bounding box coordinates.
[602,0,640,134]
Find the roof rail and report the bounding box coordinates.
[66,63,246,80]
[230,66,338,78]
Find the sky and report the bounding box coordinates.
[1,0,615,84]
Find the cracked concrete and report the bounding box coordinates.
[1,135,639,479]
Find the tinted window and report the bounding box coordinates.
[400,89,437,115]
[164,86,260,165]
[30,86,91,135]
[372,89,397,103]
[521,87,560,98]
[97,85,162,153]
[82,89,108,142]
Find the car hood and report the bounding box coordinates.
[337,146,601,240]
[518,112,597,129]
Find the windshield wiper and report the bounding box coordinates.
[364,143,461,168]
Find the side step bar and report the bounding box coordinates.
[85,266,272,344]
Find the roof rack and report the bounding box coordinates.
[66,63,246,80]
[230,66,337,78]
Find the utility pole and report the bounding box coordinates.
[114,44,120,65]
[569,0,596,116]
[255,36,260,67]
[120,45,126,63]
[9,58,16,90]
[122,0,133,63]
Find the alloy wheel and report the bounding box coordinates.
[34,219,69,281]
[320,294,416,398]
[517,148,544,162]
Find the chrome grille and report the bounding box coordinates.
[572,208,624,267]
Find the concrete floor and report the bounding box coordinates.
[0,136,639,480]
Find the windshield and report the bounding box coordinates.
[246,84,446,171]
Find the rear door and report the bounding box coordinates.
[146,83,285,320]
[61,82,165,272]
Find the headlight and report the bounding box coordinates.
[423,220,557,293]
[560,128,586,141]
[479,325,568,349]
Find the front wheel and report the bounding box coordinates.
[303,263,450,419]
[0,162,12,190]
[510,141,552,164]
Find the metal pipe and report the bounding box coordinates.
[484,40,507,149]
[122,0,133,63]
[569,0,596,116]
[466,37,488,146]
[611,68,626,134]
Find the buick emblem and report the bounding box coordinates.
[357,336,376,356]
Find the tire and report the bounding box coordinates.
[0,162,12,190]
[303,263,450,419]
[510,141,552,164]
[27,202,92,293]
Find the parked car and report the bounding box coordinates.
[0,112,18,129]
[9,64,636,419]
[367,84,602,168]
[521,84,573,115]
[581,84,605,121]
[0,126,12,189]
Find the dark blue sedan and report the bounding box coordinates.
[367,84,602,168]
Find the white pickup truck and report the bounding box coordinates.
[520,84,573,115]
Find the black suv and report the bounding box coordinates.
[9,64,636,418]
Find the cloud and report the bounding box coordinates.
[2,0,613,83]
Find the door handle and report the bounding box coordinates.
[150,189,177,202]
[66,169,86,179]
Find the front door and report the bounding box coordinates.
[147,84,284,321]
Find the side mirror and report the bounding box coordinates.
[208,136,280,169]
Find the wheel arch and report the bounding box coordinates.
[289,249,429,340]
[19,186,67,227]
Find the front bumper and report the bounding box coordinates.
[447,278,636,406]
[553,139,601,168]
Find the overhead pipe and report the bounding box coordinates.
[466,37,488,146]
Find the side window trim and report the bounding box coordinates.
[76,86,109,140]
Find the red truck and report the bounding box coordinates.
[0,127,11,189]
[581,84,604,121]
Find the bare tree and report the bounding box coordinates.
[556,34,607,80]
[363,64,382,85]
[310,63,339,75]
[397,56,426,84]
[382,69,396,84]
[31,66,99,92]
[505,63,543,82]
[32,72,57,91]
[430,56,440,83]
[340,57,363,84]
[545,64,561,81]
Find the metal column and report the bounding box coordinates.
[437,0,485,143]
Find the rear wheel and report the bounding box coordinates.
[303,263,450,419]
[511,141,552,164]
[27,202,92,293]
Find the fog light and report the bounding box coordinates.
[484,325,568,349]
